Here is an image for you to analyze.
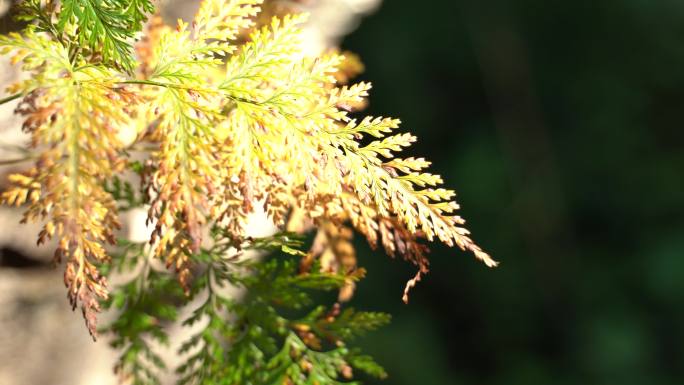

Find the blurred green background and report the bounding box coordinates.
[342,1,684,384]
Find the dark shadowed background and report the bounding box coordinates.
[342,1,684,384]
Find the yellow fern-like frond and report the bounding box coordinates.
[212,9,495,272]
[194,0,263,44]
[0,28,72,93]
[221,14,309,99]
[142,7,265,285]
[327,117,497,267]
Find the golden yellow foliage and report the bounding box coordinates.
[0,0,495,338]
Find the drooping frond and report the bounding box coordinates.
[324,116,497,267]
[0,52,133,336]
[141,17,230,289]
[145,82,221,289]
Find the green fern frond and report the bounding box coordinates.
[102,241,183,385]
[175,248,387,385]
[57,0,153,71]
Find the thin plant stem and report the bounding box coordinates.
[0,93,22,106]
